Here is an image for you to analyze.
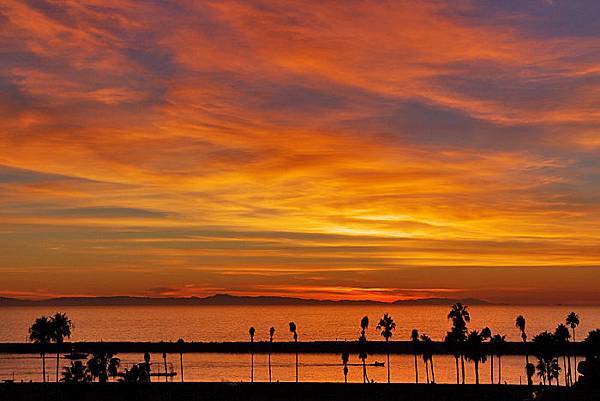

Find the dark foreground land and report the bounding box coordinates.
[0,383,597,401]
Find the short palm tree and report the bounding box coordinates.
[359,316,369,383]
[177,338,185,382]
[464,330,487,384]
[87,351,120,383]
[566,312,579,383]
[249,326,255,382]
[490,334,507,384]
[289,322,298,382]
[50,312,73,383]
[526,362,535,386]
[268,327,275,383]
[28,316,52,383]
[376,313,396,383]
[62,360,91,383]
[341,351,349,383]
[410,329,419,383]
[420,334,434,384]
[532,331,559,386]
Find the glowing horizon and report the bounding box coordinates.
[1,1,600,304]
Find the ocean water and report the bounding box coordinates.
[1,304,597,383]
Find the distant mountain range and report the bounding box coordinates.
[0,293,490,306]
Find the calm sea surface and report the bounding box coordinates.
[1,304,598,383]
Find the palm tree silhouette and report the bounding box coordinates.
[142,352,151,382]
[28,316,52,383]
[490,334,507,384]
[376,313,396,383]
[162,352,168,383]
[410,329,419,383]
[532,331,559,386]
[50,312,73,383]
[448,303,470,384]
[566,312,579,384]
[87,351,120,383]
[515,314,530,384]
[62,360,91,383]
[554,324,570,386]
[420,334,434,384]
[268,327,275,383]
[358,316,369,383]
[341,351,349,383]
[444,330,461,384]
[526,362,535,386]
[289,322,298,382]
[177,338,185,382]
[249,326,255,382]
[464,330,488,384]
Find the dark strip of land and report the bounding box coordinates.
[0,340,588,355]
[0,382,592,401]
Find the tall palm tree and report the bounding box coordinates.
[50,312,73,383]
[249,326,255,382]
[566,312,579,383]
[515,315,530,384]
[410,329,419,384]
[177,338,185,382]
[420,334,434,384]
[87,351,120,383]
[464,330,487,385]
[289,322,298,383]
[29,316,52,383]
[268,327,275,383]
[554,324,570,386]
[376,313,396,383]
[448,303,470,384]
[341,351,349,383]
[490,334,507,384]
[444,330,461,384]
[480,327,492,383]
[359,316,369,383]
[162,352,168,383]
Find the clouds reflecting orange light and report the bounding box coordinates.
[1,1,599,304]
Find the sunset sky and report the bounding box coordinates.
[1,1,599,304]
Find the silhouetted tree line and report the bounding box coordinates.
[26,307,600,387]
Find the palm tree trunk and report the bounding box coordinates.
[362,358,366,383]
[491,354,494,384]
[572,329,577,383]
[430,357,435,384]
[461,354,466,384]
[475,361,479,385]
[251,352,254,382]
[295,352,299,383]
[413,353,418,383]
[566,349,572,387]
[562,355,567,387]
[455,356,459,384]
[268,352,272,383]
[424,360,429,384]
[387,352,390,383]
[42,352,46,383]
[163,355,168,383]
[498,356,502,384]
[56,351,60,383]
[180,352,184,382]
